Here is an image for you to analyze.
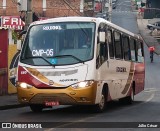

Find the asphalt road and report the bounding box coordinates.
[1,0,160,130]
[112,0,139,34]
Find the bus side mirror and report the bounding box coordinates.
[17,30,27,50]
[99,32,105,43]
[17,40,22,50]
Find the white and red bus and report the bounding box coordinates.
[17,17,145,112]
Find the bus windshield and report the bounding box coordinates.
[20,22,95,66]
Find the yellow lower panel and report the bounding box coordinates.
[17,84,97,105]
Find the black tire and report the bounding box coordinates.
[125,87,134,104]
[119,87,134,104]
[93,89,107,113]
[30,104,43,112]
[150,27,153,30]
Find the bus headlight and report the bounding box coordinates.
[19,82,33,89]
[71,80,94,89]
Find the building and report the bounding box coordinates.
[144,0,160,19]
[134,0,160,19]
[0,0,83,18]
[146,0,160,9]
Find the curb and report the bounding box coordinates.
[0,104,27,110]
[137,19,160,55]
[132,10,138,12]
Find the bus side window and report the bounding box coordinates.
[107,30,114,58]
[96,23,108,69]
[122,35,131,61]
[136,41,144,62]
[96,42,108,69]
[129,38,136,62]
[114,31,123,59]
[100,43,108,60]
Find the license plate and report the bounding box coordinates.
[45,101,59,106]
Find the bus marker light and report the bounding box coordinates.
[80,97,87,101]
[29,93,34,95]
[70,92,76,95]
[22,97,28,101]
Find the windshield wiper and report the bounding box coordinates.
[23,56,54,66]
[22,55,84,66]
[52,55,84,64]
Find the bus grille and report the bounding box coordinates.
[29,93,76,104]
[40,69,78,76]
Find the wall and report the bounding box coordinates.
[150,0,160,9]
[0,29,20,95]
[144,0,160,19]
[0,0,82,18]
[0,29,8,95]
[8,44,19,94]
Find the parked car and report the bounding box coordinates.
[147,21,160,30]
[112,0,117,9]
[112,0,117,3]
[95,13,108,20]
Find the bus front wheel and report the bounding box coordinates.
[93,89,106,113]
[30,104,43,112]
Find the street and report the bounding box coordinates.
[112,0,139,34]
[1,0,160,130]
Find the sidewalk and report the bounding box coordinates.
[137,18,160,55]
[0,94,25,110]
[0,17,160,111]
[131,0,160,54]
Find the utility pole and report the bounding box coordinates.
[108,0,112,22]
[17,0,32,30]
[103,0,112,21]
[101,0,104,13]
[25,0,32,30]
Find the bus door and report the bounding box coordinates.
[107,30,130,99]
[105,29,118,99]
[113,33,132,99]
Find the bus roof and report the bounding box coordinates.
[31,16,141,40]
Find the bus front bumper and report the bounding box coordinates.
[17,83,97,105]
